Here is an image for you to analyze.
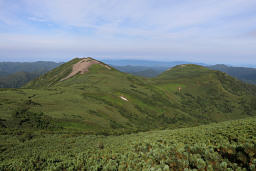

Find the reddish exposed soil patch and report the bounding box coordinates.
[61,58,111,81]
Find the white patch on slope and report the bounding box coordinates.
[120,96,128,101]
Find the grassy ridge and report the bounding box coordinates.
[24,58,80,88]
[1,116,256,170]
[0,61,256,133]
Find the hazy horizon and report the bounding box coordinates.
[1,57,256,68]
[0,0,256,64]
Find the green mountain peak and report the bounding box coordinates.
[60,57,111,81]
[24,57,113,88]
[12,58,256,133]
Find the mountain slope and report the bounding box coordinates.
[209,64,256,84]
[2,116,256,170]
[24,57,114,88]
[154,64,256,120]
[1,59,256,134]
[156,64,256,95]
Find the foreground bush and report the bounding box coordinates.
[0,117,256,170]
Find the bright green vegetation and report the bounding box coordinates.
[1,58,256,170]
[1,116,256,170]
[0,59,256,134]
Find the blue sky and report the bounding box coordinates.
[0,0,256,64]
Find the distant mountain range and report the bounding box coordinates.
[103,59,207,78]
[208,64,256,84]
[109,65,256,85]
[0,60,256,88]
[0,61,63,74]
[104,60,256,84]
[0,61,62,88]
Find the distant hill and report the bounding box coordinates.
[0,61,62,75]
[110,60,206,78]
[113,63,256,85]
[209,64,256,84]
[0,71,41,88]
[103,60,207,78]
[0,61,62,88]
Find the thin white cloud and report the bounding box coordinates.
[28,17,47,22]
[18,0,256,34]
[0,0,256,63]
